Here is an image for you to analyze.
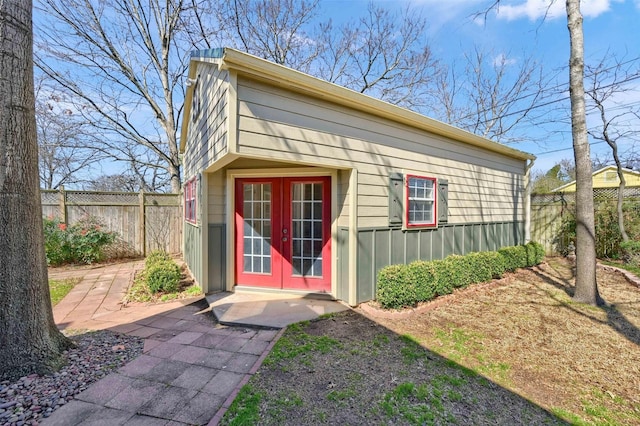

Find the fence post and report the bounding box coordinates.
[59,185,67,224]
[139,191,146,256]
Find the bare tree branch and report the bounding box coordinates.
[34,0,218,192]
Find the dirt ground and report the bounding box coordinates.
[373,258,640,424]
[224,258,640,425]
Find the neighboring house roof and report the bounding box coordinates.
[179,47,534,162]
[552,165,640,192]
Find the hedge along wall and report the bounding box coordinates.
[376,241,545,309]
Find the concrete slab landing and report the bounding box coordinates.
[207,292,349,329]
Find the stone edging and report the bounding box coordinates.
[597,263,640,288]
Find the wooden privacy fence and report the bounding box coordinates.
[531,187,640,255]
[41,188,182,255]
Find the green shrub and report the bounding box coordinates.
[375,243,544,310]
[43,216,116,265]
[620,240,640,266]
[145,250,172,268]
[377,265,418,309]
[146,260,181,294]
[407,261,437,300]
[524,241,545,266]
[498,245,527,272]
[425,260,453,296]
[554,200,640,259]
[468,251,507,281]
[43,218,72,265]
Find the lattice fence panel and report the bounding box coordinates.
[41,190,59,205]
[66,191,139,205]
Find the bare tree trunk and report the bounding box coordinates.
[615,167,628,242]
[594,104,629,242]
[0,0,71,380]
[566,0,602,305]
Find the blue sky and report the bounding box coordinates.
[317,0,640,173]
[36,0,639,185]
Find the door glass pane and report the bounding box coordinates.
[242,183,272,274]
[292,201,301,219]
[291,182,323,277]
[312,258,322,276]
[293,258,302,275]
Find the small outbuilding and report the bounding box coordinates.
[180,47,535,306]
[552,165,640,192]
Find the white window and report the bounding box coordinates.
[406,175,436,227]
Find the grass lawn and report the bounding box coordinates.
[49,278,80,305]
[222,258,640,425]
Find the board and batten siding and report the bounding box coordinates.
[183,63,229,178]
[183,222,203,286]
[235,77,526,229]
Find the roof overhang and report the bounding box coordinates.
[180,48,535,163]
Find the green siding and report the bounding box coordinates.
[184,222,203,287]
[357,231,375,303]
[336,227,349,301]
[208,224,226,292]
[356,221,525,304]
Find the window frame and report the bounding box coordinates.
[405,174,437,228]
[184,177,197,224]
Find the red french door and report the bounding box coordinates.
[234,176,331,292]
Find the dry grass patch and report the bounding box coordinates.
[373,257,640,425]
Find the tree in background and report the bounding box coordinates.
[36,80,106,189]
[0,0,72,379]
[36,0,551,191]
[434,46,550,144]
[585,55,640,243]
[220,1,443,112]
[35,0,219,193]
[531,163,569,193]
[217,0,321,73]
[36,0,443,192]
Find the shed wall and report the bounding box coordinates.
[235,77,526,228]
[183,63,229,178]
[183,222,203,285]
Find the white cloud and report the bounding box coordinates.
[493,52,518,66]
[497,0,619,21]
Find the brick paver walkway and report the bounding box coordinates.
[45,261,282,425]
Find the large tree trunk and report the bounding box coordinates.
[566,0,602,305]
[0,0,71,380]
